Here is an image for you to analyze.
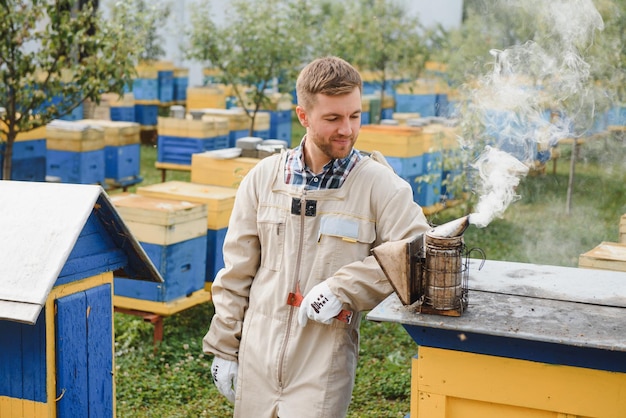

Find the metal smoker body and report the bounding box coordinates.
[373,216,474,317]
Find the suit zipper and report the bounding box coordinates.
[277,190,307,388]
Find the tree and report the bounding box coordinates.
[185,0,312,135]
[0,0,137,179]
[109,0,172,63]
[310,0,432,122]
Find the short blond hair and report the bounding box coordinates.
[296,56,362,110]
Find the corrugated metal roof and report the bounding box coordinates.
[0,181,163,324]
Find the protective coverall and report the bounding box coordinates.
[203,150,430,418]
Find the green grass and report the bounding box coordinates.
[114,129,625,417]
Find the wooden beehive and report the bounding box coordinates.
[45,119,105,152]
[578,241,626,272]
[0,181,161,417]
[357,124,435,157]
[136,182,238,283]
[158,115,230,138]
[79,119,140,146]
[190,153,260,188]
[110,193,209,304]
[186,85,228,110]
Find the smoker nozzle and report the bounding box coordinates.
[429,215,470,238]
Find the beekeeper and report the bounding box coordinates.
[203,56,430,418]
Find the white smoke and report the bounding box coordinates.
[464,0,604,228]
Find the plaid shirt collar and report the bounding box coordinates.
[285,136,362,190]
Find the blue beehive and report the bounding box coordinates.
[0,125,47,181]
[110,193,209,304]
[45,120,106,185]
[0,181,162,417]
[80,119,143,188]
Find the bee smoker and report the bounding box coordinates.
[372,216,483,317]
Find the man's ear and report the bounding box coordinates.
[295,106,308,127]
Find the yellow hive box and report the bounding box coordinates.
[191,153,260,188]
[423,124,461,150]
[578,241,626,272]
[136,181,237,230]
[198,108,270,131]
[45,120,105,152]
[110,193,208,246]
[186,85,228,110]
[0,124,47,142]
[79,119,140,146]
[411,346,626,418]
[392,113,422,125]
[620,214,626,244]
[357,125,436,157]
[158,116,230,138]
[381,95,395,109]
[100,92,135,108]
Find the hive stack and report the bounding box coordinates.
[358,124,442,207]
[111,193,208,303]
[191,152,260,188]
[79,119,142,188]
[136,181,238,285]
[197,108,270,146]
[0,125,47,181]
[45,120,105,184]
[157,115,230,165]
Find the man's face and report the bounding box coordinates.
[297,88,362,162]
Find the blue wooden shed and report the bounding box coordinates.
[0,181,162,417]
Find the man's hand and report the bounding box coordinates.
[211,356,238,403]
[297,281,343,326]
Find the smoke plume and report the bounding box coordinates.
[463,0,604,228]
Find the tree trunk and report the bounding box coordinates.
[2,136,14,180]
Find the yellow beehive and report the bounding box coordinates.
[578,241,626,272]
[620,214,626,244]
[392,113,422,125]
[361,96,371,112]
[411,346,626,418]
[423,123,461,150]
[157,116,230,138]
[110,193,208,246]
[357,125,435,157]
[136,181,237,230]
[186,85,228,110]
[0,124,47,142]
[45,120,105,152]
[196,108,271,132]
[79,119,140,146]
[191,153,260,188]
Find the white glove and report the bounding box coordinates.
[211,356,238,403]
[298,281,343,326]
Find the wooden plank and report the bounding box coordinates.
[86,284,114,417]
[579,241,626,272]
[55,292,89,417]
[190,154,260,188]
[109,193,207,226]
[113,288,212,316]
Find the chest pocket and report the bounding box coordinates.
[257,204,287,272]
[314,215,376,274]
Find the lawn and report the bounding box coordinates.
[113,129,625,418]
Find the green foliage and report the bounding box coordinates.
[186,0,309,135]
[108,0,172,63]
[0,0,137,179]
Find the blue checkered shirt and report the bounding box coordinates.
[284,137,362,190]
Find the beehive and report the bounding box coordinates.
[357,125,435,157]
[111,193,208,302]
[158,116,230,138]
[186,85,229,110]
[136,181,238,283]
[45,120,105,152]
[79,119,140,146]
[0,182,161,417]
[191,153,260,188]
[578,241,626,272]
